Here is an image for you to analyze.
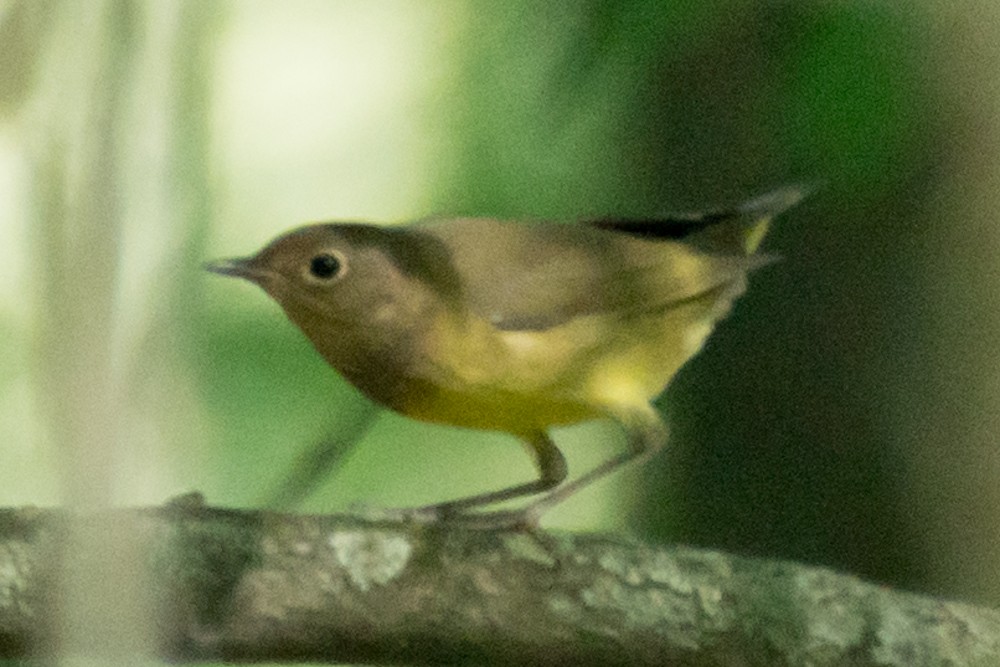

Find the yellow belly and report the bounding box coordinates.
[398,295,723,435]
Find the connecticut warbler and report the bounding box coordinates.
[206,186,806,527]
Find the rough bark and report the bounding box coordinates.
[0,502,997,665]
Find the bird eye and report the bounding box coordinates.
[308,253,342,280]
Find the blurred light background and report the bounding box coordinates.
[2,3,1000,655]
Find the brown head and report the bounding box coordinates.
[205,223,458,387]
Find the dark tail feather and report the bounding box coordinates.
[734,184,813,253]
[589,183,813,254]
[738,184,813,219]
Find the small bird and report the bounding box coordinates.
[207,186,806,528]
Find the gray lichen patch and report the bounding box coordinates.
[871,595,1000,666]
[0,540,32,612]
[785,568,867,661]
[329,530,413,592]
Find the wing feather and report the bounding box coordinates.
[415,217,767,331]
[409,187,802,331]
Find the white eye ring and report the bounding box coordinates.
[303,250,347,283]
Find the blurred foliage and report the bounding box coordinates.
[3,4,1000,648]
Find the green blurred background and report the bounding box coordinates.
[2,1,1000,645]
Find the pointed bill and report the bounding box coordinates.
[204,256,260,280]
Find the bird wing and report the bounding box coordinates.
[412,186,804,331]
[414,216,768,332]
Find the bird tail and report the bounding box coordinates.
[734,184,812,253]
[588,183,812,255]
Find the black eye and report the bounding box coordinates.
[308,253,341,279]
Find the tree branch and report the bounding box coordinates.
[0,502,997,665]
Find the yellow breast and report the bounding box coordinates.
[397,292,724,435]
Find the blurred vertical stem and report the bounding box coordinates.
[119,0,222,496]
[28,0,152,661]
[166,0,217,286]
[34,0,134,506]
[918,1,1000,603]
